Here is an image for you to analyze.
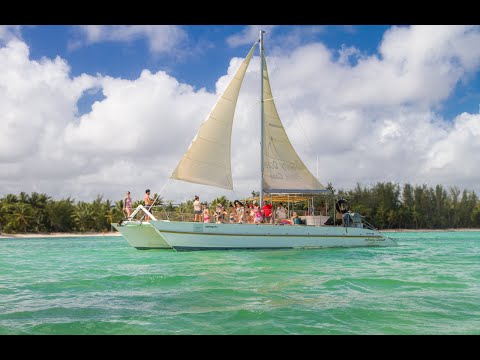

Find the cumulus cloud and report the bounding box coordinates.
[227,25,325,50]
[72,25,187,55]
[1,25,480,203]
[0,25,22,43]
[226,25,277,47]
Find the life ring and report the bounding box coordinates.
[335,199,350,214]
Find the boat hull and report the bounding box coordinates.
[149,221,397,251]
[112,221,172,249]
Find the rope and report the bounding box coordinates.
[139,178,171,222]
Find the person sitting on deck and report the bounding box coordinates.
[291,212,303,225]
[214,204,227,223]
[234,200,245,223]
[228,203,237,223]
[253,202,263,224]
[275,203,287,224]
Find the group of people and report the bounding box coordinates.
[123,191,304,225]
[193,196,301,225]
[122,189,154,220]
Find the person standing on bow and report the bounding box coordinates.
[144,189,154,221]
[123,191,133,218]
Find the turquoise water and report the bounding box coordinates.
[1,232,479,334]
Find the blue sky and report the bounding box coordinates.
[20,25,480,120]
[23,25,389,87]
[2,25,480,202]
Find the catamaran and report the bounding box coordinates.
[112,31,397,251]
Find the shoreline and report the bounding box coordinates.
[2,228,480,239]
[0,232,121,239]
[380,228,480,232]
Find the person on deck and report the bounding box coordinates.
[253,202,263,224]
[203,204,210,223]
[262,200,273,224]
[193,195,201,222]
[291,212,302,225]
[214,204,227,223]
[234,200,245,223]
[275,203,287,224]
[229,203,237,223]
[123,191,133,218]
[144,189,154,221]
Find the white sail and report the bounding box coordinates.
[261,52,327,193]
[171,43,256,190]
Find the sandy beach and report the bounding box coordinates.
[0,232,122,239]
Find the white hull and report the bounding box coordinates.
[147,221,397,251]
[112,221,172,249]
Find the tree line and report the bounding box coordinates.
[1,183,479,233]
[336,183,480,229]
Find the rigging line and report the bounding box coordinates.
[138,178,171,222]
[284,91,314,150]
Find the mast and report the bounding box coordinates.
[259,30,265,206]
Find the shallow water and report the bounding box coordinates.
[1,231,479,334]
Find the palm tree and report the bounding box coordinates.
[177,200,194,222]
[3,194,18,204]
[114,200,126,219]
[18,192,30,204]
[46,198,75,232]
[28,192,51,232]
[11,203,34,233]
[211,195,229,208]
[0,201,8,233]
[72,202,95,232]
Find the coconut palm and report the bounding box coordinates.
[10,203,34,233]
[72,202,95,232]
[28,192,51,232]
[177,200,194,222]
[46,198,75,232]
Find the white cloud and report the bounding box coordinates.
[226,25,277,47]
[73,25,187,54]
[0,25,22,43]
[227,25,325,50]
[1,25,480,204]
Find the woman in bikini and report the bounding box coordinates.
[123,191,133,218]
[203,204,210,223]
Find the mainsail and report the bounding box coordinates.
[171,43,256,190]
[261,52,327,193]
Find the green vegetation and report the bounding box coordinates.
[1,183,480,233]
[334,182,480,229]
[0,192,123,234]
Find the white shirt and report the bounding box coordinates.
[193,200,201,211]
[276,206,287,220]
